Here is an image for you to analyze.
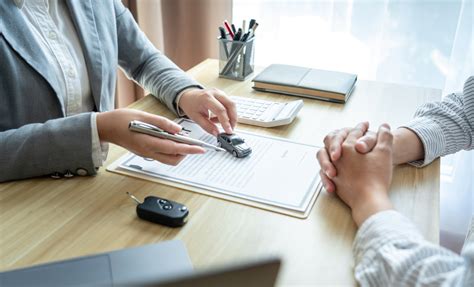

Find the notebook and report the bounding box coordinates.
[252,64,357,103]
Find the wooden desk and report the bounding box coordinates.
[0,59,441,285]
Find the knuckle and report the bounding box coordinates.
[341,142,353,151]
[333,133,344,142]
[228,100,237,109]
[157,141,173,154]
[320,171,330,184]
[323,135,330,145]
[203,92,214,100]
[377,145,391,153]
[215,106,227,115]
[320,174,329,186]
[169,142,181,155]
[316,149,326,161]
[380,129,393,139]
[368,132,377,141]
[316,148,324,157]
[328,130,339,138]
[324,133,335,145]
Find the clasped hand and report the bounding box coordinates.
[316,122,394,226]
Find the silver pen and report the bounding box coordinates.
[129,120,225,152]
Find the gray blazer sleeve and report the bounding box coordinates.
[0,114,96,182]
[114,1,202,114]
[0,0,201,182]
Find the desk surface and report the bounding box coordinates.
[0,59,441,285]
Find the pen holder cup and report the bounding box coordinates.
[218,37,255,81]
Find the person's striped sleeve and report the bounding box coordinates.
[353,76,474,286]
[354,211,474,286]
[403,76,474,167]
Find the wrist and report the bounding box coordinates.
[351,188,393,227]
[392,129,403,165]
[96,111,113,143]
[392,127,425,165]
[177,88,201,107]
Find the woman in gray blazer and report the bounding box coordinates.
[0,0,236,182]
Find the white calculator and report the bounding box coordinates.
[231,96,304,127]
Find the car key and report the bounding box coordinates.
[126,192,189,227]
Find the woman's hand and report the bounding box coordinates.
[97,109,205,166]
[178,88,237,136]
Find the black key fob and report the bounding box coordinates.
[136,196,189,227]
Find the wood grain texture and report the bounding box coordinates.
[0,59,440,285]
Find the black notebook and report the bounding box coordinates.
[252,64,357,103]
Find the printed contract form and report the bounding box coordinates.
[108,119,322,217]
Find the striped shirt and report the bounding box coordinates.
[353,76,474,286]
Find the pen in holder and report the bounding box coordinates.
[218,37,255,81]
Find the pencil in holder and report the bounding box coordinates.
[218,37,255,81]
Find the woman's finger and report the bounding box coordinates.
[143,113,182,134]
[139,135,206,155]
[205,96,233,134]
[213,91,238,129]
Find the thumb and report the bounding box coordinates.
[375,123,393,152]
[355,131,377,153]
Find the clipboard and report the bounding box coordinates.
[107,119,322,219]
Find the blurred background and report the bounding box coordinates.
[120,0,473,253]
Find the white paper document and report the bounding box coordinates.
[111,119,321,215]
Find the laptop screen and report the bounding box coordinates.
[0,255,113,287]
